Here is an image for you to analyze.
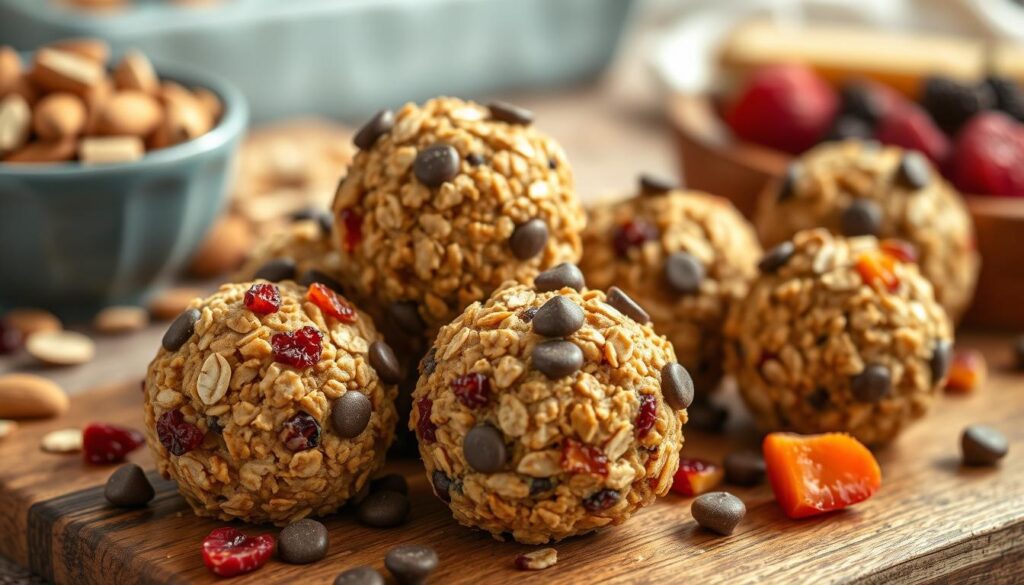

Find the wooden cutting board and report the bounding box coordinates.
[2,333,1022,585]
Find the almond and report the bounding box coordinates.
[197,353,231,405]
[189,215,254,277]
[93,305,149,333]
[0,373,69,419]
[26,330,96,366]
[48,38,111,66]
[96,90,163,137]
[0,46,22,97]
[41,428,82,453]
[0,94,31,156]
[113,50,158,94]
[33,92,87,140]
[79,136,144,165]
[30,48,105,97]
[4,308,62,336]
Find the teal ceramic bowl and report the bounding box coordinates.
[0,61,247,318]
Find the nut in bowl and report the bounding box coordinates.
[0,40,247,316]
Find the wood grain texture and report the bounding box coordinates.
[0,334,1021,585]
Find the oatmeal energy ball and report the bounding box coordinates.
[144,281,399,525]
[756,140,979,321]
[724,229,954,446]
[411,265,693,544]
[581,177,762,392]
[332,97,586,341]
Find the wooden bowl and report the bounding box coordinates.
[668,92,1024,330]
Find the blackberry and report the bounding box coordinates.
[984,75,1024,122]
[920,76,994,135]
[837,82,885,126]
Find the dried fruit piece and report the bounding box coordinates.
[156,409,205,456]
[201,527,276,578]
[243,283,281,315]
[452,373,490,409]
[944,349,987,394]
[671,458,724,497]
[855,250,899,292]
[280,411,321,451]
[560,438,609,477]
[340,208,363,252]
[763,432,881,519]
[415,398,437,444]
[583,488,620,512]
[515,548,558,571]
[307,283,357,323]
[83,422,145,464]
[612,219,659,258]
[634,393,657,438]
[271,326,323,369]
[880,239,918,264]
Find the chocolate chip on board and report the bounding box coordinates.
[691,491,746,536]
[509,219,549,260]
[961,424,1008,466]
[161,308,200,352]
[532,296,584,338]
[334,567,385,585]
[534,263,585,292]
[385,544,439,585]
[357,490,410,528]
[104,463,155,508]
[278,519,329,564]
[531,340,584,379]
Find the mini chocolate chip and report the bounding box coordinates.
[962,425,1008,466]
[529,477,553,496]
[841,199,883,237]
[535,262,585,292]
[532,296,584,338]
[639,173,677,195]
[413,144,460,187]
[777,164,799,202]
[334,567,385,585]
[419,347,437,375]
[691,492,746,536]
[431,470,452,502]
[356,490,410,528]
[807,387,831,410]
[389,301,425,335]
[466,152,484,166]
[548,158,558,170]
[385,544,439,585]
[332,392,372,438]
[368,340,402,384]
[851,363,891,403]
[606,286,650,324]
[299,269,345,293]
[896,152,931,190]
[353,109,395,150]
[758,242,795,274]
[723,450,766,486]
[509,219,549,260]
[665,251,705,295]
[278,519,329,564]
[162,308,200,352]
[463,424,507,473]
[519,307,538,323]
[207,417,223,434]
[372,473,408,495]
[488,101,534,125]
[532,340,584,379]
[291,208,333,236]
[930,339,953,383]
[104,463,154,508]
[661,363,694,410]
[254,258,296,282]
[687,401,728,433]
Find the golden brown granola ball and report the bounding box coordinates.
[410,272,691,544]
[332,97,585,343]
[724,229,954,446]
[235,218,345,292]
[144,280,399,525]
[581,179,762,392]
[755,140,979,322]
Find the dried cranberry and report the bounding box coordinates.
[83,423,145,465]
[635,393,657,438]
[307,283,357,323]
[156,409,205,456]
[0,318,23,354]
[519,307,538,323]
[201,527,275,578]
[271,326,323,369]
[583,488,621,512]
[243,283,281,315]
[452,373,490,408]
[561,438,609,477]
[280,411,321,451]
[416,398,437,444]
[612,219,660,258]
[671,458,724,497]
[340,209,363,252]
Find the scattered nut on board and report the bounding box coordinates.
[189,215,255,277]
[94,305,150,334]
[515,548,558,571]
[5,308,62,337]
[0,373,69,419]
[26,330,96,366]
[41,428,83,453]
[0,420,18,440]
[149,287,205,320]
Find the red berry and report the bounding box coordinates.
[156,409,205,456]
[950,112,1024,197]
[876,102,951,166]
[452,373,490,409]
[280,411,321,451]
[583,488,621,512]
[340,209,363,253]
[671,458,724,497]
[243,283,281,315]
[725,64,837,154]
[561,438,609,477]
[612,219,659,257]
[635,393,657,438]
[201,527,275,578]
[416,398,437,444]
[880,239,919,264]
[271,326,323,369]
[82,423,145,465]
[306,283,357,323]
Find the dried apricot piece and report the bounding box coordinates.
[944,349,987,394]
[855,250,899,292]
[763,432,881,519]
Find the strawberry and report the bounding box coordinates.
[950,111,1024,197]
[876,102,951,166]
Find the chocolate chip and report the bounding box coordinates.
[371,473,408,495]
[777,165,799,202]
[104,463,154,508]
[639,173,677,195]
[413,144,460,187]
[851,363,891,403]
[368,340,402,384]
[351,481,371,506]
[825,115,873,141]
[841,199,883,237]
[758,242,795,274]
[162,308,200,352]
[431,470,452,502]
[691,491,745,536]
[606,286,649,324]
[419,347,437,375]
[532,340,584,379]
[207,417,223,434]
[532,296,584,338]
[488,101,534,125]
[807,387,831,410]
[466,152,484,166]
[385,544,439,585]
[535,262,585,292]
[356,490,410,528]
[291,208,333,236]
[548,158,558,170]
[389,301,425,335]
[278,519,329,564]
[661,363,694,411]
[687,401,728,433]
[332,391,372,438]
[723,450,766,486]
[353,109,394,150]
[509,219,549,260]
[254,258,296,282]
[463,424,507,473]
[962,424,1008,466]
[665,252,705,295]
[334,567,385,585]
[896,152,931,190]
[299,269,346,294]
[930,339,953,383]
[529,477,553,496]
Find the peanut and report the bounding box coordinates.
[0,94,31,156]
[96,90,163,137]
[26,330,96,366]
[0,373,69,419]
[0,46,22,97]
[4,308,62,336]
[79,136,144,164]
[4,138,77,164]
[33,92,87,140]
[48,38,111,66]
[113,50,158,94]
[30,48,105,97]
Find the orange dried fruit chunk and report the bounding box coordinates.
[944,349,987,394]
[855,250,899,292]
[879,238,918,264]
[763,432,881,519]
[670,458,724,497]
